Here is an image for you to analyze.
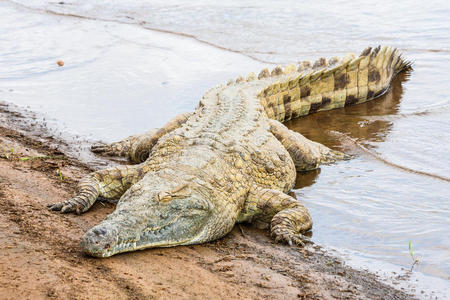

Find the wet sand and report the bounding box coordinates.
[0,109,414,299]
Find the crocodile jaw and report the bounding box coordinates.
[80,198,211,257]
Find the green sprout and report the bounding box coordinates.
[408,241,419,271]
[2,148,14,159]
[57,168,64,181]
[20,155,56,161]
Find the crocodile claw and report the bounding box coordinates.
[47,202,63,211]
[47,198,84,215]
[271,227,311,247]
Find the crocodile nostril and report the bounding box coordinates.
[92,228,107,236]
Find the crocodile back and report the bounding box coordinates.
[145,46,410,210]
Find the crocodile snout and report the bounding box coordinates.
[80,226,117,257]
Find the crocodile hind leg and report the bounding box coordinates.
[47,165,146,214]
[91,112,192,163]
[237,187,312,246]
[269,119,349,171]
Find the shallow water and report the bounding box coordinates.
[0,0,449,295]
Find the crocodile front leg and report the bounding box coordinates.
[91,112,192,163]
[238,187,312,246]
[269,119,349,171]
[47,165,146,214]
[91,129,158,159]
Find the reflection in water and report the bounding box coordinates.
[288,71,449,183]
[294,168,321,190]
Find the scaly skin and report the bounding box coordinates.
[48,46,411,257]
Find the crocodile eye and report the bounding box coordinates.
[157,192,172,203]
[104,243,110,249]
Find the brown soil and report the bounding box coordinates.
[0,123,414,299]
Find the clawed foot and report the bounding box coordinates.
[271,226,311,247]
[47,197,85,215]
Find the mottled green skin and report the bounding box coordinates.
[48,46,410,257]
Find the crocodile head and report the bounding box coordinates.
[80,179,217,257]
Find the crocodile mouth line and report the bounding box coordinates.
[85,214,195,257]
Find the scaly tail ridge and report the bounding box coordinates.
[257,46,412,122]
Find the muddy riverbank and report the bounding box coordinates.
[0,108,414,299]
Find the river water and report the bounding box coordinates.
[0,0,449,296]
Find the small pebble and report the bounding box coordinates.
[57,60,64,67]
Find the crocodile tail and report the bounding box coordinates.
[258,46,412,122]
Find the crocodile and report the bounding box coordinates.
[48,46,411,257]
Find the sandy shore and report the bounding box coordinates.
[0,107,414,299]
